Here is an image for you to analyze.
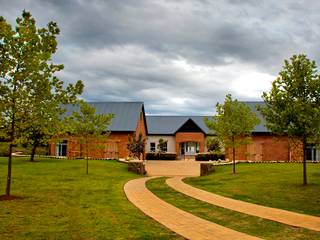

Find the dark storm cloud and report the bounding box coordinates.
[1,0,320,114]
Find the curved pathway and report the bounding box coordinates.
[166,176,320,232]
[124,177,261,240]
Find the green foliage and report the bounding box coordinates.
[66,101,113,158]
[206,137,222,153]
[205,94,260,173]
[260,54,320,184]
[206,94,260,149]
[146,152,177,160]
[157,138,168,153]
[260,54,320,142]
[0,143,9,157]
[0,11,84,193]
[127,133,146,160]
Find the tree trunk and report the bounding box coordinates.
[30,141,38,162]
[232,136,236,174]
[303,137,307,185]
[6,144,13,196]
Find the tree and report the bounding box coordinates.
[66,101,113,174]
[157,138,168,153]
[205,94,260,174]
[260,54,320,185]
[24,63,83,162]
[0,11,83,196]
[206,137,222,153]
[127,133,146,160]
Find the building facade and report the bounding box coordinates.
[49,102,147,159]
[146,116,209,159]
[49,101,317,161]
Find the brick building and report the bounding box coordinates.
[224,102,304,162]
[49,101,315,161]
[49,102,147,159]
[146,116,209,159]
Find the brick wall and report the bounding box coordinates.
[49,108,148,159]
[175,132,205,154]
[225,135,303,162]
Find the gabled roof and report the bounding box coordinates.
[146,102,269,135]
[146,116,209,135]
[63,102,145,132]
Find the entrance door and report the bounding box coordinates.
[56,140,68,156]
[180,142,199,156]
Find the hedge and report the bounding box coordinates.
[146,152,177,160]
[195,153,225,161]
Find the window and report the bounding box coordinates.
[56,140,68,156]
[150,142,156,152]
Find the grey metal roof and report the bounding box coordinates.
[146,102,269,135]
[146,116,210,135]
[241,101,269,133]
[63,102,144,132]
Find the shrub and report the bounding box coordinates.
[146,152,177,160]
[0,143,9,157]
[195,153,225,161]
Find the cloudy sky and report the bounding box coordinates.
[1,0,320,115]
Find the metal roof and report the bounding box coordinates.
[146,116,209,135]
[146,102,270,135]
[63,102,144,132]
[241,101,269,133]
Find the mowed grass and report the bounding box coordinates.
[147,177,320,240]
[0,157,181,240]
[185,163,320,216]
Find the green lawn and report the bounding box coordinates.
[147,177,320,240]
[185,163,320,216]
[0,157,181,240]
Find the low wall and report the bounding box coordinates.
[128,161,146,175]
[200,163,215,176]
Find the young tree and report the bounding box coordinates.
[205,94,260,174]
[260,54,320,185]
[66,101,113,174]
[157,138,168,153]
[206,137,222,153]
[127,133,146,160]
[0,11,83,196]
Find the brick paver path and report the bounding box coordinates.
[145,160,200,176]
[166,176,320,232]
[124,177,261,240]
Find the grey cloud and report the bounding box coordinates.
[1,0,320,114]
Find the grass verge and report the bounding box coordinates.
[185,163,320,216]
[0,157,181,240]
[147,177,320,240]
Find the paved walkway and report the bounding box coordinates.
[166,176,320,232]
[124,177,261,240]
[145,160,200,176]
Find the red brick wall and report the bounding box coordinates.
[225,135,303,162]
[135,111,147,138]
[175,132,205,154]
[49,108,148,159]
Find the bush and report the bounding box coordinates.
[146,152,177,160]
[195,153,225,161]
[0,143,9,157]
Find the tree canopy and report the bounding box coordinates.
[0,11,83,195]
[66,101,113,174]
[260,54,320,184]
[205,94,260,173]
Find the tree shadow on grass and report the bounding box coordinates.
[0,195,25,201]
